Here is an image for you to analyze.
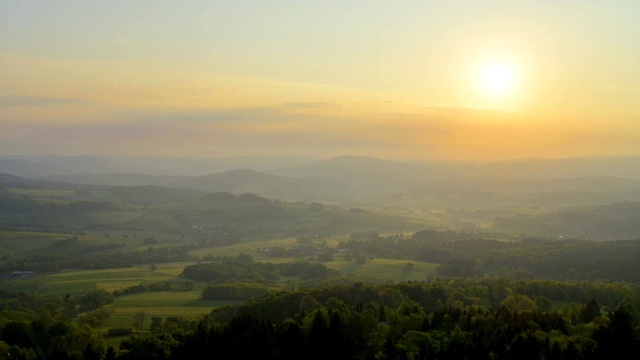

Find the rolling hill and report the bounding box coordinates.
[169,168,353,201]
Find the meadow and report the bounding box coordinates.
[2,235,440,337]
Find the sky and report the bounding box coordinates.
[1,0,639,161]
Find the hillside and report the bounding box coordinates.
[0,172,28,184]
[494,201,640,239]
[169,168,353,201]
[268,155,431,191]
[412,176,640,207]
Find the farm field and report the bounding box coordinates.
[103,291,230,328]
[324,258,438,282]
[188,236,346,258]
[2,262,201,296]
[0,231,69,256]
[2,251,440,334]
[3,255,439,296]
[2,262,225,338]
[189,237,300,258]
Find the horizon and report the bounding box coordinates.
[6,151,640,164]
[2,1,640,161]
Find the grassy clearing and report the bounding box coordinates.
[2,262,201,297]
[0,231,157,258]
[101,295,236,346]
[124,210,184,233]
[84,210,145,225]
[189,237,301,258]
[0,231,67,255]
[3,262,227,340]
[7,188,76,198]
[111,291,214,309]
[5,188,76,205]
[189,236,346,259]
[100,292,233,346]
[324,258,438,282]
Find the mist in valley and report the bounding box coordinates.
[3,1,640,358]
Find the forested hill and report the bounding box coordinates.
[494,201,640,239]
[0,172,27,184]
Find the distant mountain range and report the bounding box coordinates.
[266,155,431,191]
[3,154,640,206]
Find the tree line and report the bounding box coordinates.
[2,278,640,359]
[343,230,640,282]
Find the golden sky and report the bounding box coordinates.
[1,1,639,161]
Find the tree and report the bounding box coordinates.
[592,305,639,358]
[183,281,194,291]
[104,346,117,360]
[501,294,536,312]
[534,295,554,312]
[149,316,163,333]
[579,299,600,323]
[355,253,367,264]
[133,310,146,332]
[79,289,113,311]
[81,343,101,360]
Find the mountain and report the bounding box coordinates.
[107,155,317,176]
[267,155,432,191]
[104,185,207,205]
[0,172,28,184]
[0,154,318,180]
[30,173,186,187]
[171,169,277,192]
[5,154,640,200]
[0,158,61,178]
[169,168,353,200]
[494,201,640,239]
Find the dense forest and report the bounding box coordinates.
[2,278,640,359]
[346,231,640,282]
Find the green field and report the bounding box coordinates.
[84,210,145,225]
[2,253,439,331]
[189,236,341,258]
[0,231,145,259]
[103,291,230,328]
[325,258,438,282]
[7,188,77,201]
[2,262,200,296]
[0,231,68,256]
[2,262,225,337]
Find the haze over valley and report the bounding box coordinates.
[2,1,640,359]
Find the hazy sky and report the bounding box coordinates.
[1,1,639,161]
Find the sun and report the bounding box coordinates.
[481,63,514,94]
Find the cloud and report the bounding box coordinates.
[2,92,629,161]
[109,106,288,124]
[280,102,333,109]
[0,103,458,158]
[0,95,80,106]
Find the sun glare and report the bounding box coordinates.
[481,63,514,93]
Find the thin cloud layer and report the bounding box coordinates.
[1,1,639,160]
